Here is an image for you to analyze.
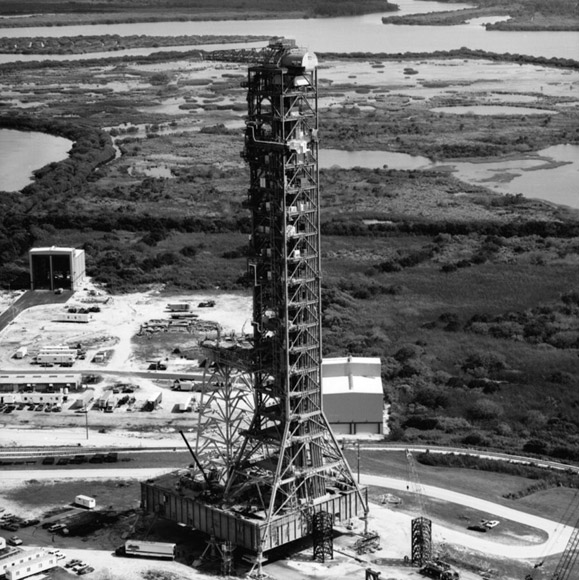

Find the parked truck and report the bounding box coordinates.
[172,379,196,392]
[122,540,176,560]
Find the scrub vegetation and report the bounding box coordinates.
[1,47,578,463]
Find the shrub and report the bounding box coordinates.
[414,385,450,410]
[462,351,507,375]
[467,399,504,421]
[437,416,471,433]
[461,432,489,446]
[180,245,198,258]
[404,416,439,430]
[394,344,422,362]
[523,439,548,455]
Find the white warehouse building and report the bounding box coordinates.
[29,246,85,291]
[322,356,384,435]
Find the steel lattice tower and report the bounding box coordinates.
[223,39,357,513]
[141,40,367,571]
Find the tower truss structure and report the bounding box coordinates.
[221,38,362,520]
[141,39,367,568]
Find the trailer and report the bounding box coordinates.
[3,551,57,580]
[104,397,117,413]
[166,303,190,312]
[143,392,162,412]
[96,392,111,410]
[55,313,92,323]
[36,352,76,365]
[177,398,192,413]
[13,347,28,359]
[123,540,176,560]
[74,495,96,509]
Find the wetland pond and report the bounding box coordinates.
[0,129,72,192]
[320,144,579,209]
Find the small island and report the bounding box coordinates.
[382,0,579,31]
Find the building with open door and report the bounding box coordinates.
[29,246,85,291]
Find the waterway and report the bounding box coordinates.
[320,145,579,209]
[0,129,72,192]
[1,0,577,201]
[0,0,577,61]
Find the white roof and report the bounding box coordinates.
[29,246,83,255]
[322,356,383,395]
[322,375,383,395]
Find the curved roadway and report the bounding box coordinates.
[1,464,574,562]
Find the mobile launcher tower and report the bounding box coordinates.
[141,39,368,572]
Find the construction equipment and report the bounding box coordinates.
[354,531,381,555]
[420,559,460,580]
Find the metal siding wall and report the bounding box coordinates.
[141,483,309,552]
[324,393,382,424]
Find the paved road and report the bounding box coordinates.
[0,366,206,382]
[0,290,71,334]
[362,473,574,560]
[362,444,579,476]
[2,465,573,564]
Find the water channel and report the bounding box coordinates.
[0,0,577,61]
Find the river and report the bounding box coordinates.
[0,0,577,61]
[0,129,72,192]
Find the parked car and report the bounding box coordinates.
[47,523,67,533]
[8,536,22,546]
[66,559,82,568]
[78,566,94,575]
[483,520,500,529]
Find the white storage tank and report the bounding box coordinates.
[74,495,96,509]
